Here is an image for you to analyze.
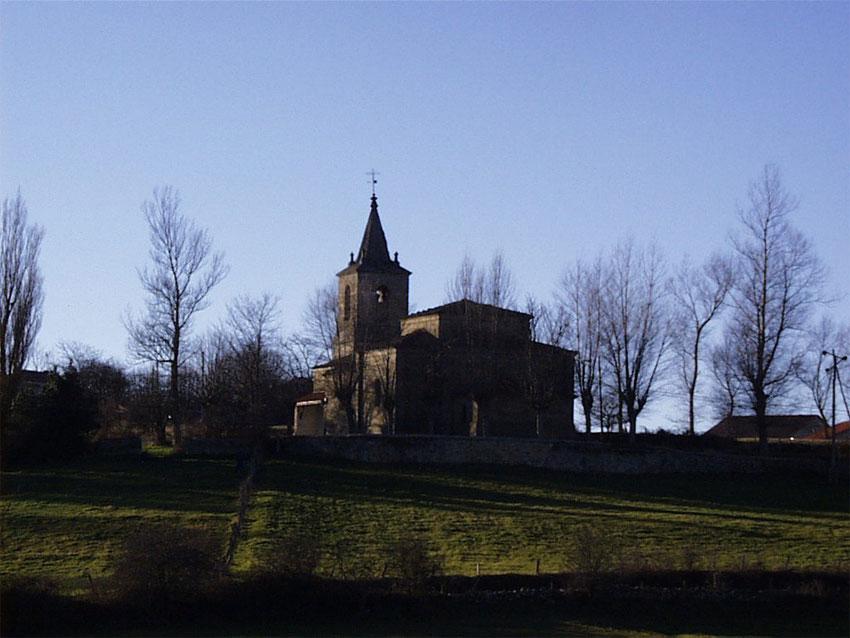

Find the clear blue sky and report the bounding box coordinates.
[1,2,848,429]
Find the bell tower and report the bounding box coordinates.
[335,193,411,357]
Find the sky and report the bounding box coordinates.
[1,2,848,431]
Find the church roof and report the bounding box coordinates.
[407,298,532,319]
[359,194,390,265]
[337,194,411,276]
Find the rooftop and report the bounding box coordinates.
[407,298,532,319]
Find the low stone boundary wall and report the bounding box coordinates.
[182,438,255,457]
[95,436,143,455]
[271,435,831,475]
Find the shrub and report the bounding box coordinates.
[4,368,98,465]
[0,577,64,636]
[571,524,618,575]
[111,522,223,606]
[266,531,322,576]
[383,536,444,593]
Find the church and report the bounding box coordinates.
[294,193,576,438]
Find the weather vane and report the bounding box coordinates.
[367,169,380,196]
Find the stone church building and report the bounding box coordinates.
[294,194,576,438]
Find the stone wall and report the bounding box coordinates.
[95,437,143,455]
[270,435,831,475]
[182,438,255,457]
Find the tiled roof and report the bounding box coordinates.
[704,414,827,439]
[407,298,532,319]
[800,420,850,440]
[295,392,326,404]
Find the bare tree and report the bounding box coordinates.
[670,253,734,435]
[56,342,128,438]
[445,253,484,303]
[798,317,850,428]
[725,165,826,451]
[373,348,397,434]
[125,186,227,446]
[1,191,44,428]
[191,294,291,438]
[127,366,169,444]
[280,333,318,380]
[559,258,604,434]
[301,283,364,433]
[708,334,744,420]
[302,283,339,363]
[523,295,569,436]
[486,251,517,309]
[225,293,286,429]
[193,329,234,438]
[225,294,280,357]
[601,239,670,437]
[445,250,517,309]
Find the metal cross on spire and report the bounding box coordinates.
[367,169,380,196]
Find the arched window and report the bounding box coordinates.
[376,285,389,305]
[343,285,351,320]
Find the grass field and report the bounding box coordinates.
[235,459,850,577]
[2,453,848,592]
[0,455,238,593]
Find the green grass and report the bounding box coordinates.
[3,453,848,597]
[235,459,850,577]
[1,455,238,594]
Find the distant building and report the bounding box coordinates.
[800,420,850,442]
[294,194,575,438]
[704,415,827,441]
[18,370,51,395]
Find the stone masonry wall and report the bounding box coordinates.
[270,435,831,475]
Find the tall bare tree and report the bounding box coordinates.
[798,317,850,429]
[670,253,734,435]
[280,333,318,380]
[301,283,364,433]
[445,250,517,309]
[302,283,339,364]
[601,239,670,437]
[191,294,293,438]
[126,186,227,446]
[225,293,286,428]
[486,251,517,309]
[445,253,484,304]
[523,295,569,436]
[559,257,604,434]
[373,348,397,434]
[1,191,44,427]
[725,165,825,450]
[708,334,743,420]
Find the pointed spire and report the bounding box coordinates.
[356,194,392,266]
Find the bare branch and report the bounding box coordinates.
[1,191,44,425]
[125,186,228,445]
[724,165,827,448]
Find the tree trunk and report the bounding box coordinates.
[755,393,768,456]
[170,358,182,447]
[581,392,593,435]
[155,417,167,446]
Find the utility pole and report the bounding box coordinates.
[822,349,847,481]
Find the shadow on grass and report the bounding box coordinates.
[1,456,238,515]
[260,459,849,525]
[2,571,847,637]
